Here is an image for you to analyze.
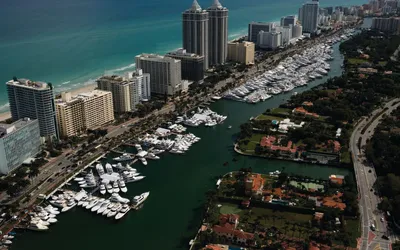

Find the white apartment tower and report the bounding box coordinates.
[299,1,319,34]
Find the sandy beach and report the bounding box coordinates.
[0,83,97,122]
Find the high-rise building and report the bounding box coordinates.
[182,0,209,70]
[97,69,151,113]
[371,17,400,33]
[207,0,229,66]
[281,26,293,44]
[0,118,41,174]
[135,54,183,95]
[166,49,205,83]
[281,15,296,27]
[6,79,58,139]
[292,24,303,38]
[257,31,282,50]
[227,41,255,65]
[248,22,275,43]
[326,6,334,15]
[299,1,319,34]
[55,90,114,137]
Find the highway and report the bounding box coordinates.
[350,98,400,250]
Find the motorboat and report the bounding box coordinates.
[105,163,113,174]
[100,184,106,195]
[47,218,58,224]
[124,175,145,183]
[113,153,134,162]
[85,198,100,209]
[31,218,50,227]
[228,125,232,129]
[146,153,160,160]
[97,200,111,214]
[119,180,128,193]
[77,197,87,206]
[2,240,12,245]
[139,158,147,166]
[110,193,130,204]
[91,199,107,212]
[112,181,120,193]
[150,149,164,155]
[107,203,122,218]
[102,203,116,216]
[96,164,105,175]
[170,148,184,154]
[115,204,131,220]
[61,199,76,212]
[27,221,49,231]
[3,235,14,240]
[132,192,150,210]
[74,177,84,182]
[106,183,113,194]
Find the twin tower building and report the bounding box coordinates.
[182,0,229,69]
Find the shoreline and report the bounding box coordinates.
[0,83,97,122]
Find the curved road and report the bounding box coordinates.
[350,98,400,250]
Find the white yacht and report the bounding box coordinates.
[92,199,109,212]
[77,196,87,206]
[61,199,76,212]
[132,192,150,210]
[139,158,147,166]
[85,198,100,209]
[146,153,160,160]
[74,177,84,182]
[113,153,134,162]
[110,193,130,204]
[97,201,111,214]
[106,203,122,218]
[96,164,105,175]
[119,180,128,193]
[115,204,131,220]
[124,175,145,183]
[170,148,184,154]
[105,163,113,174]
[27,221,48,231]
[150,149,164,155]
[100,184,106,195]
[112,181,120,193]
[106,183,113,194]
[101,203,116,216]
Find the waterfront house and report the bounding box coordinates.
[260,136,297,158]
[245,174,265,196]
[202,244,229,250]
[292,107,320,118]
[212,225,254,246]
[302,101,314,106]
[218,214,239,229]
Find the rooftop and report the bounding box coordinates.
[166,49,204,59]
[0,118,36,139]
[136,53,180,63]
[6,79,51,90]
[55,90,111,106]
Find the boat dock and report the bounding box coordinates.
[110,149,135,157]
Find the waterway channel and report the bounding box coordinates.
[12,42,352,250]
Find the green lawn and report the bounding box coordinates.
[270,108,291,115]
[340,151,351,164]
[348,58,369,65]
[256,114,284,121]
[378,61,387,66]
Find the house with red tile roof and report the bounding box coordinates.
[202,244,229,250]
[292,107,320,118]
[219,214,240,229]
[212,225,254,245]
[302,101,314,106]
[260,136,297,157]
[327,140,341,153]
[329,174,344,185]
[245,174,265,196]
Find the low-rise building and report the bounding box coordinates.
[55,90,114,137]
[227,41,255,65]
[0,118,41,174]
[329,174,344,185]
[292,107,319,118]
[260,136,297,157]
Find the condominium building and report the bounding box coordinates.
[248,22,275,43]
[299,1,319,34]
[281,26,292,45]
[292,24,303,38]
[135,54,183,95]
[55,90,114,138]
[371,17,400,33]
[166,49,205,82]
[257,31,282,50]
[207,0,229,66]
[0,118,41,174]
[281,15,296,27]
[97,69,151,113]
[227,41,255,65]
[6,79,58,139]
[182,0,209,69]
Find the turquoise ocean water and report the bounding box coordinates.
[0,0,364,113]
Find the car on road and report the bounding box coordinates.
[382,235,389,240]
[370,224,376,231]
[381,217,384,222]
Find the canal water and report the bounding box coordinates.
[12,43,351,250]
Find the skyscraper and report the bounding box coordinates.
[281,15,296,27]
[207,0,228,66]
[182,0,209,69]
[248,22,275,43]
[299,1,319,34]
[6,78,58,139]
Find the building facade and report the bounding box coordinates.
[0,118,41,174]
[97,76,132,113]
[135,54,183,95]
[281,15,296,27]
[248,22,275,43]
[371,17,400,33]
[227,41,255,65]
[182,0,209,69]
[6,79,58,139]
[207,0,228,66]
[292,24,303,38]
[55,90,114,137]
[257,31,282,49]
[281,26,292,44]
[299,1,319,34]
[166,49,205,82]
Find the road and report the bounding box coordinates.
[350,98,400,250]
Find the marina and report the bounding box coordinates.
[10,38,353,250]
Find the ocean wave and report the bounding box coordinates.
[105,63,136,75]
[61,81,70,85]
[0,103,10,112]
